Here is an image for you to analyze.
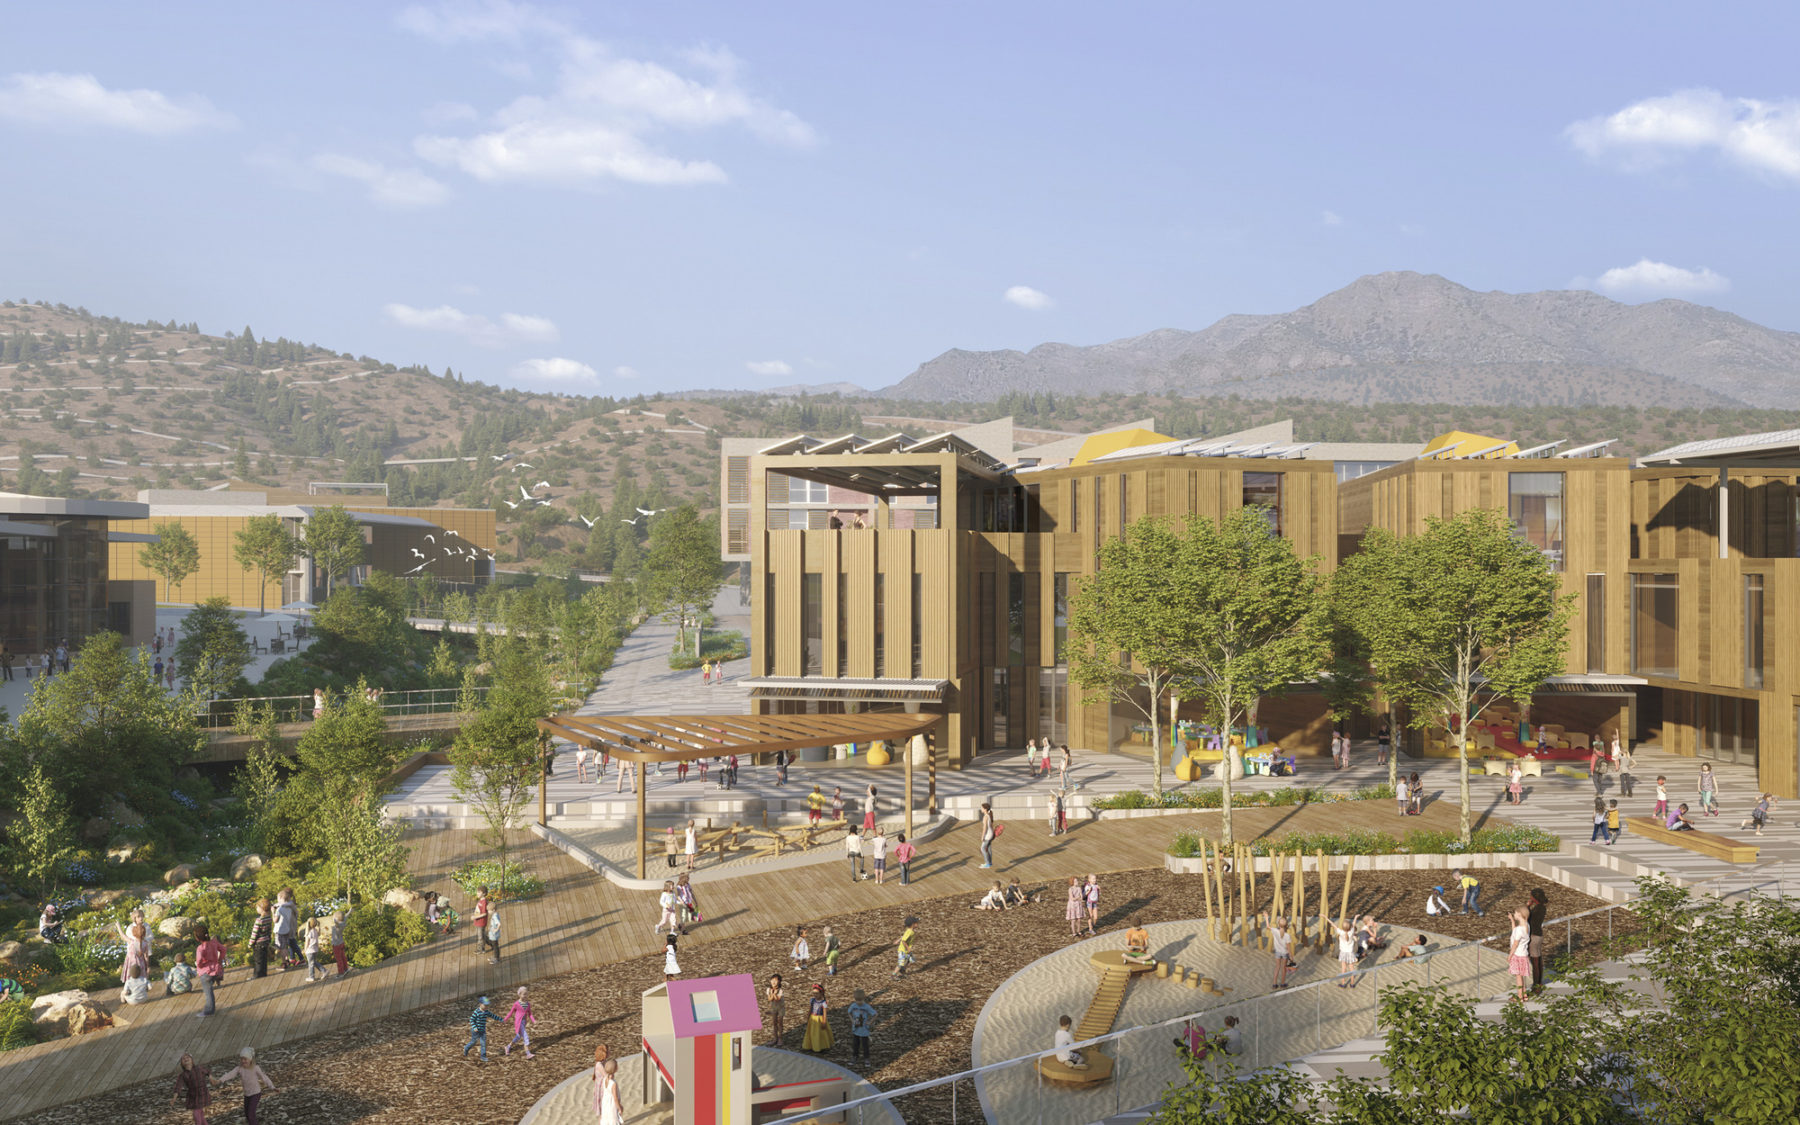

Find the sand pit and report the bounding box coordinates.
[970,920,1509,1123]
[518,1049,901,1125]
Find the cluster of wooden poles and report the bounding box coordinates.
[1192,838,1358,951]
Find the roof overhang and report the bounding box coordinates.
[106,531,162,543]
[1640,428,1800,466]
[0,518,57,538]
[742,676,950,703]
[537,711,941,762]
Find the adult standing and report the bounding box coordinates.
[194,923,225,1018]
[595,1055,623,1125]
[1376,724,1391,766]
[1525,887,1548,994]
[978,802,996,869]
[55,639,68,674]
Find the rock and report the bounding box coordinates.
[30,990,118,1037]
[230,854,265,882]
[175,767,201,782]
[141,902,168,925]
[89,889,133,909]
[382,888,425,913]
[162,864,196,886]
[105,843,140,866]
[0,940,24,965]
[82,816,111,842]
[105,801,146,829]
[157,915,197,940]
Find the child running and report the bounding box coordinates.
[1740,793,1775,836]
[893,916,918,978]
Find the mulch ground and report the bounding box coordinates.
[5,867,1629,1125]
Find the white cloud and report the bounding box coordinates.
[1589,258,1730,297]
[1003,285,1053,311]
[312,154,450,207]
[612,365,641,379]
[746,360,793,377]
[1321,210,1344,226]
[1567,88,1800,182]
[511,357,598,382]
[0,72,234,135]
[395,0,567,44]
[383,302,560,346]
[404,5,813,187]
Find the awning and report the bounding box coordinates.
[0,519,57,538]
[107,531,162,543]
[741,677,950,703]
[538,711,940,762]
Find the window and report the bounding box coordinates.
[1118,474,1128,532]
[873,574,885,678]
[1037,668,1067,745]
[1630,573,1678,679]
[802,574,822,675]
[1007,573,1025,665]
[1745,574,1765,689]
[1242,472,1283,536]
[911,574,923,677]
[837,573,849,676]
[726,456,749,503]
[1093,477,1104,552]
[979,573,995,664]
[1508,472,1565,570]
[774,474,827,504]
[1070,480,1079,532]
[1585,574,1605,674]
[764,574,776,675]
[991,667,1012,748]
[1334,460,1399,483]
[726,508,749,555]
[1052,572,1070,666]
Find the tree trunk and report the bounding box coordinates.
[1386,704,1398,790]
[1220,696,1237,847]
[1457,702,1472,845]
[1149,680,1163,801]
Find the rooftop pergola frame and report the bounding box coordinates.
[536,712,942,879]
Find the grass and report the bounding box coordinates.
[1169,823,1561,858]
[668,629,748,670]
[1095,781,1395,812]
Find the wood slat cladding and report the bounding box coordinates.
[1632,467,1800,560]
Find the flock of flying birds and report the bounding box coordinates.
[403,477,669,575]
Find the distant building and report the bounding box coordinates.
[106,488,497,609]
[1,491,156,652]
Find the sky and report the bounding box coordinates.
[2,1,1798,395]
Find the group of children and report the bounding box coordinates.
[462,986,541,1062]
[1393,772,1427,816]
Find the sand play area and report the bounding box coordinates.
[971,919,1510,1123]
[518,1049,901,1125]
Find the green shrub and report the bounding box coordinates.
[392,909,431,950]
[0,999,35,1051]
[343,904,397,965]
[179,889,253,944]
[1168,824,1561,858]
[449,860,544,899]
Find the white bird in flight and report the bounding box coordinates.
[410,548,425,559]
[576,514,597,528]
[636,507,667,517]
[532,480,551,491]
[503,499,520,509]
[519,485,533,501]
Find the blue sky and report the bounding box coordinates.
[2,1,1797,394]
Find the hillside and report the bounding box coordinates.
[882,272,1800,408]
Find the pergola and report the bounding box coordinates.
[536,711,943,878]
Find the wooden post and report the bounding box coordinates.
[537,734,549,828]
[926,734,938,814]
[904,729,916,840]
[1197,838,1215,940]
[635,760,647,880]
[1294,852,1306,947]
[1316,850,1330,952]
[1338,855,1356,930]
[1247,844,1258,944]
[1214,841,1229,941]
[1238,845,1250,947]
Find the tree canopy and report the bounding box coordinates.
[302,504,367,596]
[174,596,251,698]
[232,512,300,615]
[139,520,200,600]
[643,505,722,657]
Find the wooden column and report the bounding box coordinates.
[635,761,647,880]
[904,735,915,839]
[537,734,549,828]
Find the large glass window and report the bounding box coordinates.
[1334,460,1399,483]
[873,574,885,678]
[910,574,922,678]
[1630,573,1679,678]
[1007,573,1025,665]
[802,573,822,675]
[1509,472,1565,570]
[1037,668,1068,745]
[1745,574,1765,689]
[1242,472,1283,536]
[991,667,1012,748]
[1052,572,1070,666]
[1586,574,1605,674]
[837,573,849,677]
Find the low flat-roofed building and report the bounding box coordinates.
[1,491,156,653]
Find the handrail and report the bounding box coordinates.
[196,686,489,728]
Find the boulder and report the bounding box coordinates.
[141,902,168,925]
[382,888,425,913]
[104,844,140,866]
[106,801,146,829]
[82,816,111,842]
[230,854,265,882]
[0,940,24,965]
[89,888,134,909]
[157,915,197,941]
[31,992,115,1037]
[162,864,196,887]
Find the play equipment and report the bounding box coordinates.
[1037,949,1157,1086]
[1624,817,1759,863]
[1192,840,1357,954]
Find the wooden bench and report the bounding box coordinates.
[1482,758,1542,777]
[1037,1052,1115,1086]
[1554,764,1589,779]
[1624,816,1759,863]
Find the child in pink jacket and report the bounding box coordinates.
[504,985,539,1059]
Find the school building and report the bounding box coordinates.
[721,418,1800,798]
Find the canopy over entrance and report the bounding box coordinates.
[537,711,942,878]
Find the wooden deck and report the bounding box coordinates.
[0,798,1482,1119]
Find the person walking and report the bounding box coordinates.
[328,910,349,977]
[802,984,833,1052]
[847,989,877,1063]
[1590,797,1611,844]
[775,748,789,787]
[845,826,864,882]
[1508,908,1532,1003]
[473,887,492,956]
[194,923,225,1018]
[503,985,538,1059]
[726,753,739,788]
[892,917,918,978]
[871,825,889,885]
[1589,744,1605,796]
[766,973,787,1045]
[1615,737,1635,798]
[273,888,300,969]
[463,997,496,1061]
[249,899,273,978]
[1084,874,1100,936]
[655,881,680,935]
[1271,915,1293,989]
[1740,792,1776,836]
[170,1053,212,1125]
[485,901,502,964]
[1330,731,1343,771]
[1054,787,1069,835]
[1024,737,1040,780]
[1064,876,1085,938]
[595,1054,623,1125]
[893,832,915,885]
[822,926,841,976]
[1040,740,1051,779]
[1059,744,1072,790]
[1606,799,1621,845]
[1376,724,1391,766]
[663,932,682,979]
[213,1048,276,1125]
[1525,887,1548,993]
[301,917,323,982]
[574,744,590,783]
[684,820,698,872]
[1654,775,1669,821]
[978,802,997,869]
[675,873,700,933]
[1697,762,1720,817]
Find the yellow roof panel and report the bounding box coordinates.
[1071,428,1174,466]
[1419,430,1518,460]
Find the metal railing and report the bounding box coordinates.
[769,901,1647,1125]
[198,687,489,728]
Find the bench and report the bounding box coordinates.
[1624,816,1759,863]
[1554,765,1589,779]
[1482,759,1542,777]
[1037,1052,1115,1086]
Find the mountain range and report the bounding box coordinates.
[880,272,1800,408]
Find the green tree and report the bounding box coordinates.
[1066,516,1197,802]
[12,764,77,900]
[175,597,250,697]
[1336,509,1571,844]
[643,505,723,657]
[290,683,405,903]
[232,512,300,616]
[232,704,286,856]
[449,644,553,886]
[139,520,201,602]
[302,505,366,597]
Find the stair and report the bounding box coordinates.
[1076,966,1132,1041]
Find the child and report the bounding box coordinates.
[808,785,826,825]
[822,925,841,976]
[676,873,700,933]
[1590,797,1611,844]
[504,985,538,1058]
[1408,773,1424,815]
[1453,869,1484,916]
[329,910,349,976]
[1740,793,1775,836]
[425,891,442,934]
[892,916,917,978]
[1395,775,1410,817]
[464,997,495,1060]
[1654,775,1669,821]
[213,1049,276,1124]
[1668,802,1696,831]
[164,951,197,996]
[1271,914,1292,989]
[766,974,786,1044]
[685,820,699,872]
[655,882,679,935]
[665,827,679,870]
[122,965,151,1005]
[1393,934,1430,960]
[790,926,811,972]
[1507,764,1523,806]
[169,1053,211,1125]
[844,826,864,882]
[302,916,323,982]
[831,786,845,824]
[974,882,1006,910]
[1003,876,1028,907]
[1054,1014,1087,1070]
[847,989,877,1061]
[249,899,273,978]
[871,826,889,885]
[1605,799,1622,846]
[1697,762,1720,817]
[1424,885,1452,917]
[894,832,915,885]
[663,932,681,979]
